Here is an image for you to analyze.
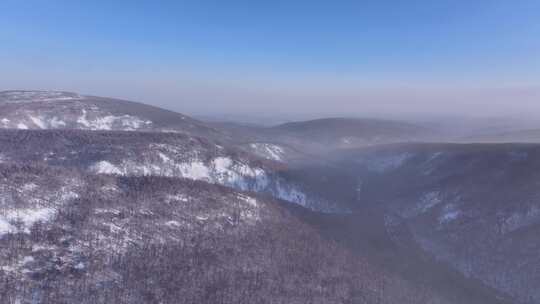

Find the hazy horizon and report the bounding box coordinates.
[1,0,539,119]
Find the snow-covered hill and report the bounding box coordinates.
[213,117,434,152]
[0,129,338,212]
[0,91,224,139]
[0,90,532,304]
[329,143,540,304]
[0,164,463,304]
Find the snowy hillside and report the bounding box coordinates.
[0,90,532,304]
[0,91,224,139]
[0,164,460,304]
[330,143,540,304]
[0,129,338,212]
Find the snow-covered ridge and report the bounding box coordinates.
[88,148,334,211]
[0,91,83,103]
[89,156,304,205]
[0,91,153,132]
[248,143,285,161]
[0,131,339,212]
[76,109,152,131]
[0,103,153,131]
[0,90,224,138]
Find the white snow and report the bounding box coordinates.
[77,109,91,128]
[158,152,171,163]
[91,161,123,175]
[0,177,81,238]
[423,152,443,175]
[88,154,324,210]
[74,262,85,270]
[49,117,67,128]
[439,204,461,224]
[440,210,460,224]
[427,152,443,162]
[502,205,540,233]
[419,191,442,212]
[21,183,38,192]
[0,207,56,235]
[59,187,79,201]
[249,143,285,161]
[91,158,211,180]
[402,191,443,218]
[29,115,47,129]
[237,194,258,207]
[212,157,270,191]
[16,123,28,130]
[0,219,12,235]
[165,220,182,227]
[95,208,122,216]
[165,194,189,203]
[341,137,353,145]
[177,161,211,180]
[213,156,233,172]
[0,91,83,103]
[77,109,151,131]
[0,255,37,275]
[101,184,119,193]
[276,183,308,206]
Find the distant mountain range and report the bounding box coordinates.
[0,90,537,304]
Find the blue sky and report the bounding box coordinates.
[1,0,539,117]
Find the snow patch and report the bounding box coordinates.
[249,143,285,161]
[88,155,328,210]
[165,221,182,228]
[0,208,56,236]
[341,137,353,145]
[95,208,122,216]
[166,194,189,203]
[439,204,461,224]
[77,109,151,131]
[212,157,269,191]
[419,192,443,212]
[49,117,67,128]
[177,161,211,180]
[237,194,258,207]
[503,205,540,233]
[29,115,47,129]
[91,161,123,175]
[276,183,308,206]
[21,183,38,192]
[402,191,443,218]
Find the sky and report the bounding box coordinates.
[0,0,539,119]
